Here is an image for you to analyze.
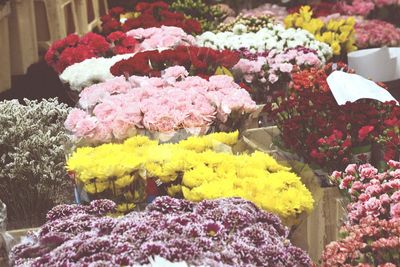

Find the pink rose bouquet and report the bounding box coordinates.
[324,160,400,266]
[322,216,400,267]
[65,67,256,144]
[331,160,400,225]
[355,19,400,48]
[126,26,196,51]
[233,46,323,103]
[239,3,288,23]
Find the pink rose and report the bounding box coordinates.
[345,164,357,175]
[339,175,353,189]
[390,203,400,218]
[350,181,364,193]
[391,190,400,202]
[93,102,119,123]
[365,184,382,197]
[331,171,342,181]
[65,108,87,132]
[358,193,370,202]
[162,66,189,82]
[74,116,98,137]
[364,197,382,217]
[359,166,378,180]
[379,193,391,205]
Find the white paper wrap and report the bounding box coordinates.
[327,71,398,105]
[348,47,400,82]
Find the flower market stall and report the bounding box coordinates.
[1,0,400,266]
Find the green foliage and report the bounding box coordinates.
[170,0,227,31]
[217,14,276,33]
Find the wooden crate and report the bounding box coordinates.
[34,0,80,51]
[290,187,345,263]
[0,2,11,93]
[8,0,39,75]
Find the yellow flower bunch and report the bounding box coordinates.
[67,131,314,220]
[181,151,313,221]
[284,6,357,55]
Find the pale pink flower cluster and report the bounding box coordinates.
[65,67,256,143]
[126,26,196,51]
[355,19,400,48]
[233,47,322,86]
[240,3,288,22]
[340,0,398,16]
[232,57,266,83]
[331,161,400,225]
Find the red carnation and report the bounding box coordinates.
[358,125,374,142]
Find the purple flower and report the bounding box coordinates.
[11,197,311,266]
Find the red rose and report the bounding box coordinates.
[185,18,202,34]
[80,33,110,54]
[64,34,80,47]
[217,50,240,68]
[109,7,125,16]
[358,125,374,142]
[107,31,126,42]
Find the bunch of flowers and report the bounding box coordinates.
[239,3,288,22]
[100,1,202,35]
[288,2,341,17]
[59,53,134,92]
[67,132,314,221]
[217,14,276,33]
[322,216,400,266]
[284,6,357,56]
[45,32,137,73]
[331,161,400,224]
[265,63,400,172]
[339,0,398,16]
[110,46,240,79]
[0,99,73,228]
[323,161,400,266]
[233,46,323,103]
[355,19,400,48]
[10,197,313,266]
[377,119,400,162]
[126,26,196,51]
[196,24,333,61]
[65,70,256,144]
[60,27,195,92]
[170,0,227,31]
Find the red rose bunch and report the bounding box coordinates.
[45,32,138,73]
[101,1,202,35]
[110,46,240,79]
[265,63,400,171]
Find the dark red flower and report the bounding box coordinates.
[358,125,374,142]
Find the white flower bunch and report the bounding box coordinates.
[59,53,135,92]
[197,24,333,61]
[0,99,73,228]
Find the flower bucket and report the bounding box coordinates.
[73,172,148,213]
[351,144,372,164]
